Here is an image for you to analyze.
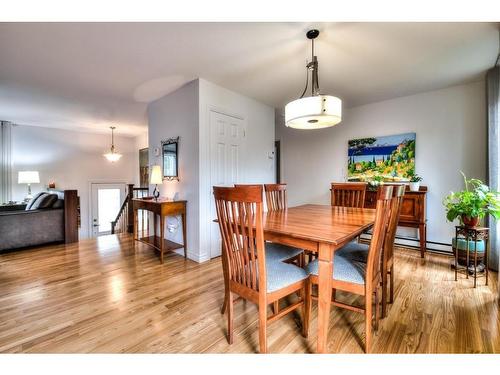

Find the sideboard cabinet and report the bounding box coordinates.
[364,185,427,257]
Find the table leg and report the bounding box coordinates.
[466,238,469,279]
[182,212,187,259]
[473,235,477,288]
[419,224,426,258]
[154,213,157,239]
[134,207,138,241]
[317,242,334,354]
[160,215,165,264]
[486,238,489,286]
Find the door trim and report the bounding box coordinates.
[88,180,127,238]
[207,108,246,259]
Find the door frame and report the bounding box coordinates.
[207,107,247,259]
[88,180,127,238]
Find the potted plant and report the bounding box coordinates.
[407,171,422,192]
[443,172,500,227]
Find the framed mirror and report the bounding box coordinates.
[162,137,179,180]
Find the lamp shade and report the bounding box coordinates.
[103,152,122,162]
[18,171,40,184]
[285,95,342,130]
[150,165,163,185]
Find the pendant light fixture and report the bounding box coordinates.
[103,126,122,162]
[285,29,342,129]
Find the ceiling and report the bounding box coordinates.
[0,22,498,136]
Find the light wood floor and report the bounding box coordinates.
[0,234,499,353]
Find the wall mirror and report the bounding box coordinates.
[162,137,179,180]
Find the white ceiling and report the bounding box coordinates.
[0,22,498,136]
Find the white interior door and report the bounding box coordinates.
[90,183,126,237]
[209,110,245,258]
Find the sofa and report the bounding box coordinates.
[0,190,78,252]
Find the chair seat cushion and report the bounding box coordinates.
[452,237,485,253]
[266,261,308,292]
[305,254,366,285]
[265,242,303,262]
[336,241,368,263]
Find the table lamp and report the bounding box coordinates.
[18,171,40,201]
[150,165,162,201]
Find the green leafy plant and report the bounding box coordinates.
[409,174,422,183]
[443,172,500,224]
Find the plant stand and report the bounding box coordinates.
[454,226,489,288]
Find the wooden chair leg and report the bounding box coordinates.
[365,291,373,353]
[273,300,279,315]
[302,280,311,338]
[381,271,388,318]
[258,303,268,353]
[221,293,228,315]
[227,291,234,344]
[389,265,394,304]
[374,288,380,331]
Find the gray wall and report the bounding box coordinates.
[276,81,487,251]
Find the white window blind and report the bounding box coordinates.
[0,121,12,203]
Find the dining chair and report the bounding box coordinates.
[264,183,287,211]
[214,185,309,353]
[335,184,406,318]
[304,185,393,353]
[330,182,368,208]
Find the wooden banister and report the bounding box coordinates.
[111,185,151,235]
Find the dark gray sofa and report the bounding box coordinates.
[0,189,79,252]
[0,208,64,251]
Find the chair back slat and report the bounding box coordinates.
[383,184,406,264]
[214,186,266,293]
[365,185,393,284]
[264,184,287,211]
[331,182,367,208]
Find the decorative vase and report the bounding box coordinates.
[461,215,479,228]
[409,182,420,192]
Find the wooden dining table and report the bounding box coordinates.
[262,204,376,353]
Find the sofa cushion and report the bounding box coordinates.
[52,199,64,209]
[305,254,367,285]
[30,193,58,210]
[265,242,303,262]
[25,192,46,210]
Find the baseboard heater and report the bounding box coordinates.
[360,233,453,256]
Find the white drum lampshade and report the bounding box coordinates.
[150,165,163,185]
[18,171,40,200]
[285,95,342,129]
[150,165,163,200]
[18,171,40,184]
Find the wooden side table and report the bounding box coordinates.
[132,198,187,263]
[454,226,489,288]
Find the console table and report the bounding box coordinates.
[364,185,427,258]
[132,198,187,263]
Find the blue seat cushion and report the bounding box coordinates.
[266,261,308,293]
[452,237,485,253]
[336,241,368,263]
[305,254,366,285]
[265,242,303,262]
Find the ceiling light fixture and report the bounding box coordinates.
[103,126,122,162]
[285,29,342,130]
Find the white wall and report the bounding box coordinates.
[276,81,487,251]
[147,78,275,262]
[11,124,137,239]
[147,80,200,261]
[198,78,276,261]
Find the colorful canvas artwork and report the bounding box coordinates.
[347,132,416,181]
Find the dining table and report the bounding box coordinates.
[262,204,376,353]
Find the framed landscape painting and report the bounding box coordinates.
[347,132,416,181]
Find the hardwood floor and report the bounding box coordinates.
[0,234,498,353]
